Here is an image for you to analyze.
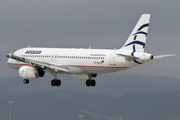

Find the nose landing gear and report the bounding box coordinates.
[23,79,29,84]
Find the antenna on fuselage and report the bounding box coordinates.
[28,45,30,48]
[89,46,91,49]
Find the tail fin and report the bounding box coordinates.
[120,14,151,52]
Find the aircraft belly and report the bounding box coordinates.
[68,67,84,74]
[79,67,127,74]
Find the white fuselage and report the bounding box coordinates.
[7,47,137,75]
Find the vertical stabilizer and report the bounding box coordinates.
[120,14,151,52]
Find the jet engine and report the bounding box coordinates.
[19,66,44,79]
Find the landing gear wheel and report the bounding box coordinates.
[91,79,96,87]
[86,80,91,87]
[23,79,29,84]
[26,79,29,84]
[86,79,96,87]
[51,79,56,87]
[51,79,61,87]
[56,79,61,86]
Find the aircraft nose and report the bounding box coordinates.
[7,58,13,67]
[7,58,11,64]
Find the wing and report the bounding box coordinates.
[6,52,69,73]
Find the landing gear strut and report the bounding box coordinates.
[86,79,96,87]
[51,79,61,87]
[23,79,29,84]
[50,70,61,87]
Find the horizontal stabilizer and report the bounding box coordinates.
[153,54,176,59]
[116,50,140,59]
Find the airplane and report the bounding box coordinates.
[6,14,175,87]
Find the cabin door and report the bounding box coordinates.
[110,53,116,65]
[51,54,57,61]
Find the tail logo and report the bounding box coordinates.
[124,23,149,48]
[125,23,149,64]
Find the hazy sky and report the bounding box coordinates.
[1,0,179,78]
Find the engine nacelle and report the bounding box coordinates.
[19,66,44,79]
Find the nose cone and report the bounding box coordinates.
[7,58,13,68]
[7,58,12,66]
[7,58,11,63]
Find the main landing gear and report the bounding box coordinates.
[51,79,61,87]
[50,71,61,87]
[86,79,96,87]
[85,74,97,87]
